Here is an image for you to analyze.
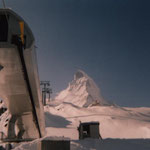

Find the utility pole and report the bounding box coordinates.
[40,81,52,106]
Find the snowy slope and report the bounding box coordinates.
[55,70,110,107]
[12,104,150,149]
[45,104,150,139]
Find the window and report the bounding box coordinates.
[0,15,8,42]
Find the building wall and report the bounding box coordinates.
[90,125,100,138]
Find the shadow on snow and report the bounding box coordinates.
[45,112,71,128]
[71,139,150,150]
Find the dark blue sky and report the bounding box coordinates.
[1,0,150,107]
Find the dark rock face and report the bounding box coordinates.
[0,107,7,116]
[0,65,3,71]
[74,70,85,80]
[0,100,7,116]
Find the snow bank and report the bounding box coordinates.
[13,138,150,150]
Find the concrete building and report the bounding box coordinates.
[0,9,45,141]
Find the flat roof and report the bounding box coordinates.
[80,122,99,125]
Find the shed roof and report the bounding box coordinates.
[80,122,99,125]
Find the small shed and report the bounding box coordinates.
[38,139,70,150]
[78,121,102,139]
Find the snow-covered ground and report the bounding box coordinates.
[12,103,150,149]
[44,104,150,139]
[12,138,150,150]
[1,70,150,149]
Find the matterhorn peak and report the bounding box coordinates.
[74,70,88,80]
[55,70,110,107]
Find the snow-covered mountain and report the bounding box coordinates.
[55,70,110,107]
[1,70,150,150]
[48,70,150,140]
